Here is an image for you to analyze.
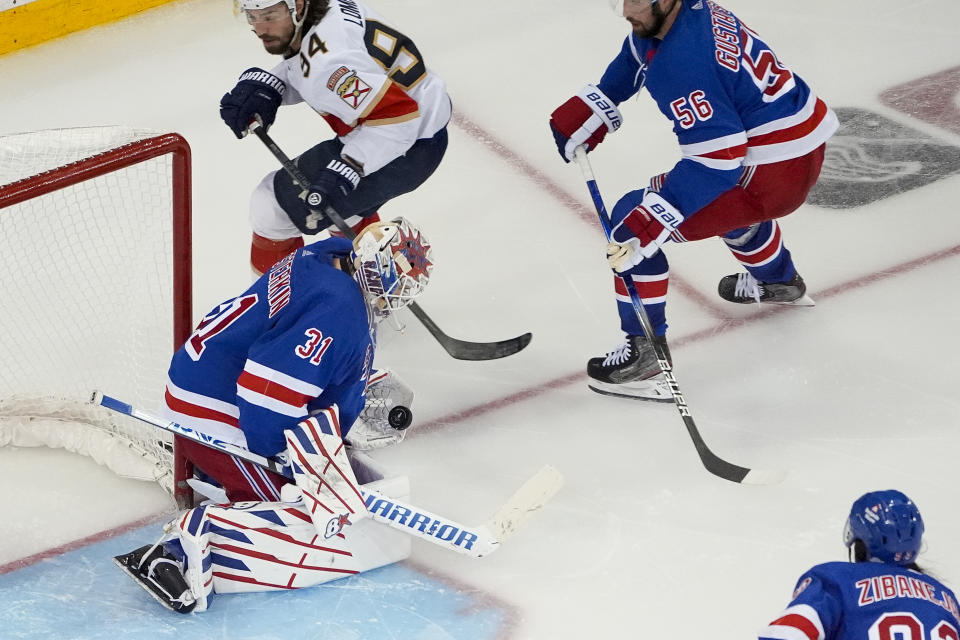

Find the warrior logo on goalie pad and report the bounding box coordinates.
[325,513,352,538]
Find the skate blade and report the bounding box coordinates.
[587,379,673,403]
[114,554,191,614]
[769,293,815,307]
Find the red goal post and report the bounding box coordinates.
[0,127,194,508]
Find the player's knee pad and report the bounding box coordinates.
[250,172,301,240]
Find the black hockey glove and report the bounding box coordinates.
[303,159,361,211]
[219,68,285,139]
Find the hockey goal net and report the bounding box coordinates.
[0,127,193,507]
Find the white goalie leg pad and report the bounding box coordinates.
[170,477,411,604]
[282,405,368,537]
[346,369,415,451]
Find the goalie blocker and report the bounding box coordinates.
[115,406,412,613]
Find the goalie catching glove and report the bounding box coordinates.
[550,85,622,162]
[607,189,685,272]
[345,369,414,450]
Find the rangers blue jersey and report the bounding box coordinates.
[598,0,837,218]
[164,237,374,457]
[760,561,960,640]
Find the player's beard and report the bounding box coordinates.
[259,27,294,54]
[629,0,673,38]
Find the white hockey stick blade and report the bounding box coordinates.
[485,465,564,546]
[738,467,788,486]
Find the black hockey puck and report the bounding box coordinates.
[388,406,413,431]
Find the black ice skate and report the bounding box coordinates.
[114,544,196,614]
[717,272,815,306]
[587,334,673,402]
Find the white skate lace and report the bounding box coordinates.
[733,272,763,303]
[601,340,632,366]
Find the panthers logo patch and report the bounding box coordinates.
[336,71,371,109]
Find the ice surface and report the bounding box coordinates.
[1,0,959,637]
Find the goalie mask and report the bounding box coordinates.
[351,218,433,319]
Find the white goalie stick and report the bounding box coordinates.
[572,147,783,485]
[249,122,533,361]
[91,391,564,557]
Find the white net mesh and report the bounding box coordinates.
[0,126,186,493]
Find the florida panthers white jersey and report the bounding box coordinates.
[270,0,451,174]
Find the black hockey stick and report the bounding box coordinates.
[92,391,563,558]
[250,123,532,361]
[573,148,783,485]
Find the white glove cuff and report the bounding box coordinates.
[641,191,684,230]
[576,85,623,133]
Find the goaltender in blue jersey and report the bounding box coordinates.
[113,217,434,613]
[165,218,432,503]
[759,490,960,640]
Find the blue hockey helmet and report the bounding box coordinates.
[843,490,924,566]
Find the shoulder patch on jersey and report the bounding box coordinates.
[334,70,372,109]
[793,576,812,599]
[327,66,351,90]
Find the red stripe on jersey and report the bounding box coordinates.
[614,274,669,300]
[165,388,239,428]
[322,113,354,137]
[730,223,782,265]
[769,613,820,640]
[237,370,313,408]
[698,142,748,161]
[362,81,419,124]
[749,98,829,147]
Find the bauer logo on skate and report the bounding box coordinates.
[365,494,480,550]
